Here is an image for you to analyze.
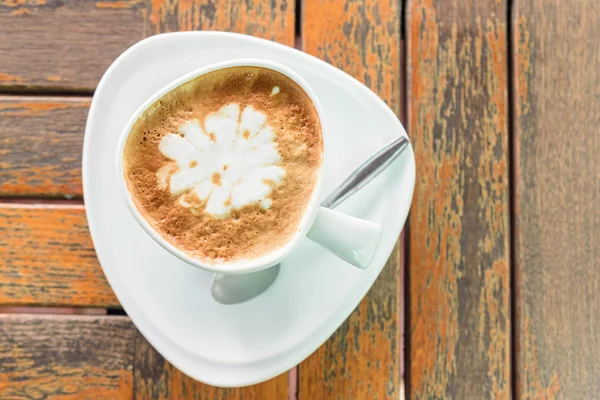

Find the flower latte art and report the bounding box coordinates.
[157,104,286,218]
[122,66,322,263]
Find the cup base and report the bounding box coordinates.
[211,264,281,304]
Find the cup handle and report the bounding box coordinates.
[210,208,380,304]
[306,206,381,269]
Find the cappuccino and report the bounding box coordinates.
[122,66,323,264]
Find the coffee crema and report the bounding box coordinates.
[123,66,323,263]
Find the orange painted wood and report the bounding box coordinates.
[406,0,511,398]
[0,0,294,91]
[134,331,289,399]
[0,314,136,399]
[513,0,600,397]
[0,204,118,308]
[0,96,89,197]
[300,0,402,396]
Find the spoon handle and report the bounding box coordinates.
[320,136,409,209]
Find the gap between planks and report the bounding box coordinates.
[0,198,84,205]
[507,0,518,398]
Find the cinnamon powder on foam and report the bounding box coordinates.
[122,66,323,263]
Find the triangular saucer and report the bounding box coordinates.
[83,31,415,387]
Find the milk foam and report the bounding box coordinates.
[157,103,286,218]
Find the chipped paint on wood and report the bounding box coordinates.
[0,204,118,307]
[518,314,561,398]
[299,241,403,400]
[303,0,400,114]
[0,315,135,398]
[0,1,144,90]
[134,332,289,399]
[299,0,402,397]
[10,8,30,15]
[0,99,88,116]
[0,72,24,83]
[0,314,290,397]
[0,0,294,90]
[407,0,510,398]
[0,96,89,197]
[0,0,47,6]
[1,1,295,396]
[95,0,145,9]
[145,0,293,42]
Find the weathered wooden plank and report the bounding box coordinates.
[406,0,511,398]
[0,0,294,91]
[0,315,290,397]
[0,314,135,399]
[299,0,402,398]
[0,96,89,197]
[0,204,118,308]
[513,1,600,398]
[299,248,403,400]
[302,0,404,395]
[134,331,289,398]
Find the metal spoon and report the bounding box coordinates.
[320,136,409,209]
[211,136,410,304]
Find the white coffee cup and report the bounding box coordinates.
[116,58,381,275]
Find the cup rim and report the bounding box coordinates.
[116,58,326,274]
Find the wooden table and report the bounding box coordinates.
[1,0,598,398]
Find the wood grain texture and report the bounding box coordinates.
[0,96,89,197]
[513,0,600,398]
[134,331,289,399]
[298,247,403,400]
[0,204,118,308]
[0,314,290,398]
[0,1,296,396]
[0,314,135,399]
[406,0,511,398]
[0,0,294,91]
[300,0,402,398]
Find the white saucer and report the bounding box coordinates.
[83,32,415,387]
